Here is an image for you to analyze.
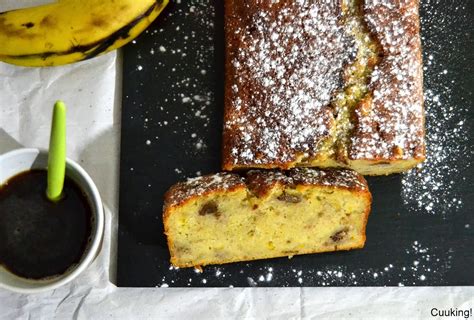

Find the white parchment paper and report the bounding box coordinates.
[0,2,473,319]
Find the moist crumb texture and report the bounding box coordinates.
[222,0,425,175]
[163,169,371,268]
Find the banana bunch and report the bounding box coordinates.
[0,0,168,67]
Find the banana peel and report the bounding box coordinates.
[0,0,168,67]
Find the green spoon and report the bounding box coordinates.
[46,100,67,202]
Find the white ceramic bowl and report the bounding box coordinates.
[0,148,104,293]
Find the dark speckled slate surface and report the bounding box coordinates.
[118,1,474,287]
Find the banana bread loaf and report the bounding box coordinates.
[163,168,371,268]
[222,0,425,175]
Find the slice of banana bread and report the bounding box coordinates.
[222,0,425,175]
[163,169,371,268]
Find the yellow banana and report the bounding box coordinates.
[0,0,168,67]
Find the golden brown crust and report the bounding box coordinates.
[246,168,369,197]
[164,168,368,211]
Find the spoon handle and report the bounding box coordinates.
[47,100,66,202]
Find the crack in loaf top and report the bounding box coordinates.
[223,0,356,168]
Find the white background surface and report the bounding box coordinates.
[0,3,473,319]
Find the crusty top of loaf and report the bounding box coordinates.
[223,0,356,167]
[164,173,245,210]
[246,168,369,197]
[349,1,425,160]
[164,168,368,209]
[223,0,425,169]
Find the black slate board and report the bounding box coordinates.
[118,0,474,287]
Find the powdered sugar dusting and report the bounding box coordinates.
[291,240,449,286]
[224,0,426,170]
[401,0,472,215]
[224,1,355,166]
[132,2,215,168]
[158,240,451,287]
[350,1,425,160]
